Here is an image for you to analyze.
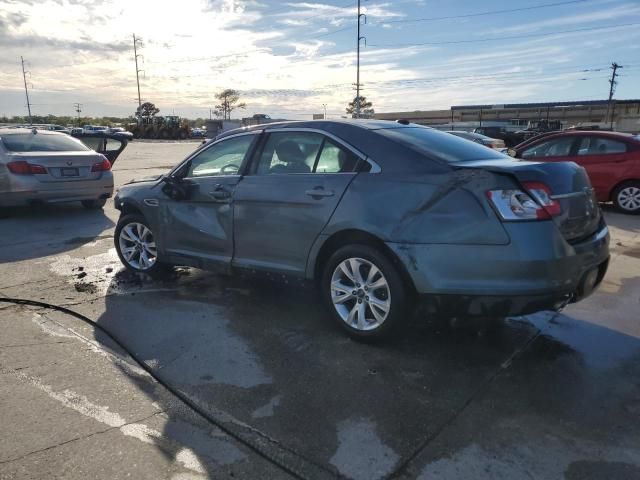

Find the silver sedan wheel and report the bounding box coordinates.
[118,222,157,270]
[330,257,391,331]
[617,186,640,212]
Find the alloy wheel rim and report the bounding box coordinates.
[330,257,391,331]
[618,186,640,211]
[118,222,157,270]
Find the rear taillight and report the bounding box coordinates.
[91,156,111,172]
[487,182,561,221]
[523,182,561,217]
[7,161,47,175]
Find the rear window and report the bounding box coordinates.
[1,133,89,152]
[379,127,503,163]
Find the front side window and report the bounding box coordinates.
[187,134,255,177]
[576,136,627,156]
[522,137,575,159]
[1,133,89,152]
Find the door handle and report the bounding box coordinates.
[208,184,232,200]
[305,187,334,198]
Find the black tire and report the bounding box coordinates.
[612,181,640,215]
[114,213,172,277]
[81,199,107,209]
[322,244,409,341]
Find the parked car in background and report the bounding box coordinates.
[510,130,640,214]
[190,128,206,138]
[0,128,114,210]
[474,126,524,147]
[107,127,134,140]
[446,131,505,150]
[113,120,608,339]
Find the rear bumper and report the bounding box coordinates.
[388,220,610,316]
[0,175,113,207]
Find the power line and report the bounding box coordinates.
[371,0,590,26]
[369,22,640,48]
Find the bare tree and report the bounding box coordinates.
[214,89,246,120]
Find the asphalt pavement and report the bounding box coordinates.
[1,140,639,479]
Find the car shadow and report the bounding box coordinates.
[0,204,114,263]
[89,267,640,479]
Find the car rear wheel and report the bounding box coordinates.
[613,181,640,214]
[81,199,107,209]
[115,214,170,276]
[322,244,408,340]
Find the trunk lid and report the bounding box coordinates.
[8,151,106,182]
[453,158,601,243]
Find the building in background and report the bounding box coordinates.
[375,99,640,133]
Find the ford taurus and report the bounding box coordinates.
[113,120,610,339]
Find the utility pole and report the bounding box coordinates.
[132,34,143,109]
[354,0,366,118]
[605,62,622,130]
[322,103,327,119]
[73,103,82,126]
[20,56,33,125]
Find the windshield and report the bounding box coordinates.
[379,126,503,163]
[1,133,90,152]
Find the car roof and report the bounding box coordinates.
[516,129,639,150]
[217,119,420,139]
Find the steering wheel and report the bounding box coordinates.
[220,164,239,174]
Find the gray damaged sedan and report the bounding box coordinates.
[113,120,610,339]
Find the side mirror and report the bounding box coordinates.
[161,175,194,201]
[507,149,517,157]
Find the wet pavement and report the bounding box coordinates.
[1,141,639,479]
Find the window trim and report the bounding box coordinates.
[170,130,262,179]
[249,127,380,175]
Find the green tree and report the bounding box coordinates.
[136,102,160,117]
[214,89,246,120]
[346,96,375,119]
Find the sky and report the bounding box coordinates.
[0,0,639,120]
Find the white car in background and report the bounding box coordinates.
[446,130,506,150]
[0,128,114,212]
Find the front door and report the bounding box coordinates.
[161,132,258,270]
[233,130,363,275]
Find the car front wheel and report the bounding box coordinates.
[323,244,408,340]
[115,214,169,276]
[613,181,640,214]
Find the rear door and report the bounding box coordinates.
[232,129,363,275]
[571,135,630,200]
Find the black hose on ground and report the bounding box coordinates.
[0,297,340,480]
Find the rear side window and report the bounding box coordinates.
[253,132,361,174]
[378,127,503,163]
[1,133,89,152]
[576,136,627,155]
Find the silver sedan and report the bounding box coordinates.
[0,128,114,210]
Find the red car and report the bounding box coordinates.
[511,131,640,214]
